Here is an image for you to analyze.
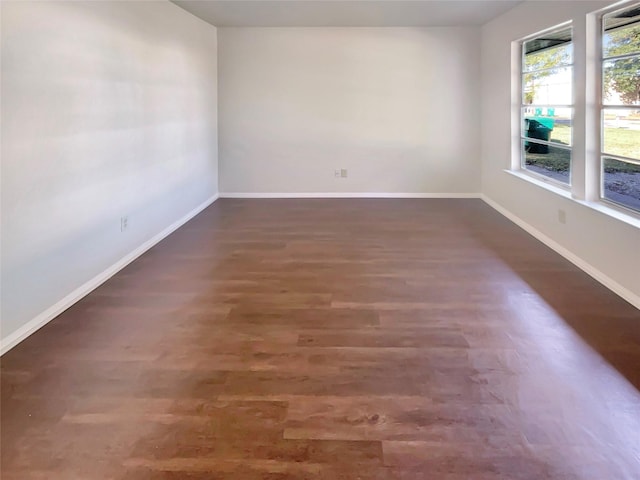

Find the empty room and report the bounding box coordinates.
[1,0,640,478]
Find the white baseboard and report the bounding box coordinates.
[220,192,481,199]
[9,191,632,355]
[481,194,640,310]
[0,194,220,356]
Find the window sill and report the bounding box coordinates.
[503,169,640,229]
[504,169,572,198]
[577,200,640,229]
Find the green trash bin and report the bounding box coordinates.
[525,117,554,153]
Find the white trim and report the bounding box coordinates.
[600,154,640,167]
[220,192,481,199]
[602,104,640,109]
[505,168,640,228]
[481,193,640,310]
[519,20,573,43]
[0,194,220,356]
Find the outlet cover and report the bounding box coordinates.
[558,209,566,224]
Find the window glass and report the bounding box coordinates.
[523,67,572,105]
[603,58,640,105]
[603,12,640,58]
[522,108,572,146]
[601,4,640,212]
[523,42,572,72]
[602,110,640,159]
[602,157,640,211]
[520,26,573,184]
[522,140,571,185]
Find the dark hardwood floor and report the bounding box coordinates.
[2,199,639,479]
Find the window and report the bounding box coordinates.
[601,3,640,213]
[520,26,573,185]
[513,6,640,221]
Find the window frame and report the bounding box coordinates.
[510,6,640,224]
[518,23,574,189]
[598,2,640,215]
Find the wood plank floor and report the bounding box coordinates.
[2,199,639,479]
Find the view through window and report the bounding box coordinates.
[520,26,573,185]
[601,3,640,212]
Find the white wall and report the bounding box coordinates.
[1,1,219,347]
[218,27,481,195]
[481,1,640,306]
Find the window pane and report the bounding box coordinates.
[523,67,572,105]
[522,140,571,184]
[603,10,640,59]
[522,108,572,146]
[602,109,640,159]
[602,157,640,212]
[523,42,572,72]
[603,57,640,105]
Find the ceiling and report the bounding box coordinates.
[172,0,524,27]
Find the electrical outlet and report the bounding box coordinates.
[341,169,348,178]
[334,169,341,178]
[121,216,129,232]
[558,209,566,224]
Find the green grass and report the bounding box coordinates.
[525,125,639,173]
[603,157,640,175]
[549,124,571,145]
[604,128,640,159]
[525,149,569,172]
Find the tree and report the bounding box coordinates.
[604,25,640,105]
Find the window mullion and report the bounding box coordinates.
[603,51,640,62]
[584,10,602,203]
